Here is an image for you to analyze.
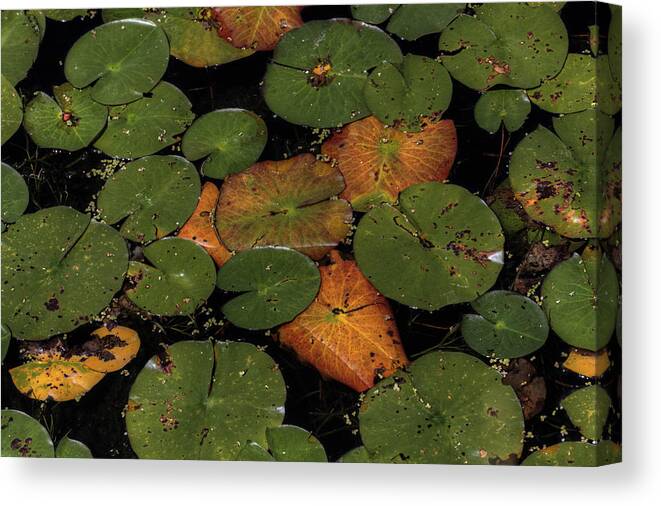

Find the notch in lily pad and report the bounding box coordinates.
[65,19,170,105]
[236,425,327,462]
[217,247,320,330]
[474,90,531,134]
[462,290,549,359]
[182,109,267,179]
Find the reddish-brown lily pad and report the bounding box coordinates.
[214,6,304,51]
[322,116,457,211]
[216,154,353,260]
[277,251,408,392]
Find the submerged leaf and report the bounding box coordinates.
[215,6,304,51]
[277,251,408,392]
[1,74,23,144]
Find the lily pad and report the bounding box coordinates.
[1,206,128,340]
[126,238,216,316]
[278,251,408,392]
[55,436,93,458]
[236,425,327,462]
[94,81,195,159]
[474,90,531,134]
[354,182,504,311]
[1,162,29,226]
[386,3,465,41]
[97,155,200,244]
[83,325,141,373]
[217,247,320,330]
[509,110,621,239]
[522,441,620,466]
[1,409,54,457]
[462,290,549,359]
[488,179,529,236]
[126,340,286,460]
[42,10,89,21]
[181,109,267,179]
[563,347,611,378]
[263,19,402,127]
[1,74,23,144]
[177,182,231,267]
[216,154,353,260]
[542,245,618,351]
[364,54,453,132]
[359,351,524,464]
[608,5,622,85]
[64,19,169,105]
[215,6,304,51]
[23,83,108,151]
[1,11,43,85]
[321,116,457,211]
[1,324,10,362]
[350,5,398,24]
[439,4,568,90]
[561,385,611,440]
[338,445,372,463]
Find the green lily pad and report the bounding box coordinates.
[359,351,524,464]
[97,155,200,244]
[126,340,286,460]
[1,74,23,144]
[1,324,10,363]
[1,162,29,225]
[527,2,565,11]
[217,247,321,330]
[236,425,327,462]
[338,445,372,463]
[64,19,169,106]
[23,83,108,151]
[263,19,402,127]
[1,206,128,340]
[354,182,504,311]
[364,54,453,132]
[1,409,54,457]
[1,11,43,86]
[350,5,398,24]
[55,436,93,458]
[474,90,531,134]
[181,109,267,179]
[488,178,529,236]
[439,4,568,90]
[462,290,549,359]
[386,3,465,41]
[126,238,215,316]
[42,10,89,22]
[509,109,621,239]
[527,54,621,115]
[234,441,275,461]
[522,440,620,466]
[608,5,622,85]
[94,81,195,159]
[542,245,618,351]
[216,154,353,261]
[561,385,611,440]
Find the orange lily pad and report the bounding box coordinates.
[77,325,141,373]
[214,6,304,51]
[322,116,457,211]
[563,347,610,378]
[277,250,409,392]
[177,182,231,267]
[216,154,353,260]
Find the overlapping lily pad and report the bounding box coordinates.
[216,154,353,260]
[359,351,524,464]
[278,251,408,392]
[236,425,327,462]
[354,182,504,310]
[462,290,549,359]
[64,19,169,105]
[350,4,397,24]
[126,340,286,460]
[126,238,215,316]
[474,90,531,134]
[94,81,195,159]
[263,19,402,127]
[97,155,200,243]
[215,6,304,51]
[522,441,620,466]
[43,10,90,22]
[55,436,93,458]
[439,4,568,90]
[1,11,43,85]
[217,247,320,330]
[608,5,622,86]
[181,109,267,179]
[488,179,529,236]
[1,325,10,362]
[24,83,108,151]
[364,54,453,131]
[509,109,621,239]
[542,245,618,351]
[1,206,128,340]
[561,385,611,440]
[1,74,23,144]
[1,163,29,226]
[321,116,456,211]
[1,409,54,457]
